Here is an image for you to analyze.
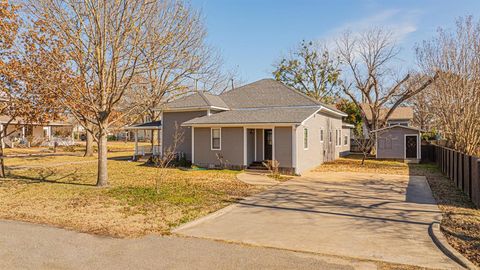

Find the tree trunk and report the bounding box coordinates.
[96,132,108,187]
[0,143,5,178]
[84,129,94,157]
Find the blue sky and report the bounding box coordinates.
[191,0,480,83]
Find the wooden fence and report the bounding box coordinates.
[427,144,480,208]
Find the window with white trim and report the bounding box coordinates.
[303,128,308,149]
[335,130,338,146]
[211,128,221,150]
[320,129,324,142]
[344,135,348,145]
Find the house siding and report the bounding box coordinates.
[255,129,263,160]
[274,127,292,168]
[162,110,207,161]
[193,127,244,168]
[295,112,343,174]
[376,127,420,159]
[340,127,351,156]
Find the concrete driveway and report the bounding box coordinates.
[174,172,459,269]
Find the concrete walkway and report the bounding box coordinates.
[174,172,460,269]
[237,172,278,186]
[0,219,381,270]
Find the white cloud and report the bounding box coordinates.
[322,8,420,44]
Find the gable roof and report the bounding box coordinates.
[163,91,229,110]
[360,104,413,121]
[370,125,424,133]
[182,107,321,126]
[161,79,347,118]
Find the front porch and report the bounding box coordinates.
[125,121,162,160]
[191,126,295,174]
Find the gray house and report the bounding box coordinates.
[160,79,351,174]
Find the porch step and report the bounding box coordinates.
[245,169,269,174]
[247,161,268,171]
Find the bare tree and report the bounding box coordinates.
[127,0,221,148]
[28,0,205,186]
[336,28,437,159]
[416,16,480,155]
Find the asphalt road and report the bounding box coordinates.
[0,220,377,270]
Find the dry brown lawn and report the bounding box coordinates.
[0,150,261,238]
[316,155,480,267]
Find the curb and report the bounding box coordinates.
[429,222,478,269]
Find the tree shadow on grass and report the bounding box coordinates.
[4,167,96,187]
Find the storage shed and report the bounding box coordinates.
[371,125,422,162]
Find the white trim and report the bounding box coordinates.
[403,134,420,160]
[158,106,230,112]
[342,123,355,128]
[262,129,265,160]
[292,126,297,173]
[303,127,309,150]
[300,108,322,126]
[191,127,195,163]
[207,108,211,116]
[372,124,424,133]
[243,127,247,166]
[272,127,275,161]
[182,123,296,128]
[210,127,221,151]
[160,111,164,154]
[320,106,347,117]
[254,129,257,161]
[336,129,342,148]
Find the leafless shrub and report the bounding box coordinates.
[215,153,229,169]
[262,160,280,179]
[154,123,184,193]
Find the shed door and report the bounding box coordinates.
[405,135,418,159]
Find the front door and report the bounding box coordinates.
[264,129,272,160]
[405,135,418,159]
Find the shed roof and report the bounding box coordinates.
[371,125,424,133]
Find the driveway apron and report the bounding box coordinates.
[174,172,459,269]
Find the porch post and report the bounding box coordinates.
[254,129,257,161]
[243,127,247,167]
[191,127,195,164]
[134,130,138,157]
[21,126,25,139]
[272,127,275,161]
[292,125,297,174]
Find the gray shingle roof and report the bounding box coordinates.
[125,121,162,130]
[220,79,319,109]
[164,91,228,109]
[182,107,320,125]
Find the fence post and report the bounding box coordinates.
[472,158,480,208]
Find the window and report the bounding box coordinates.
[344,135,348,146]
[211,128,221,150]
[338,130,342,146]
[320,129,324,142]
[329,131,332,143]
[303,128,308,149]
[335,130,338,145]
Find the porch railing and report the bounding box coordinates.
[134,144,161,156]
